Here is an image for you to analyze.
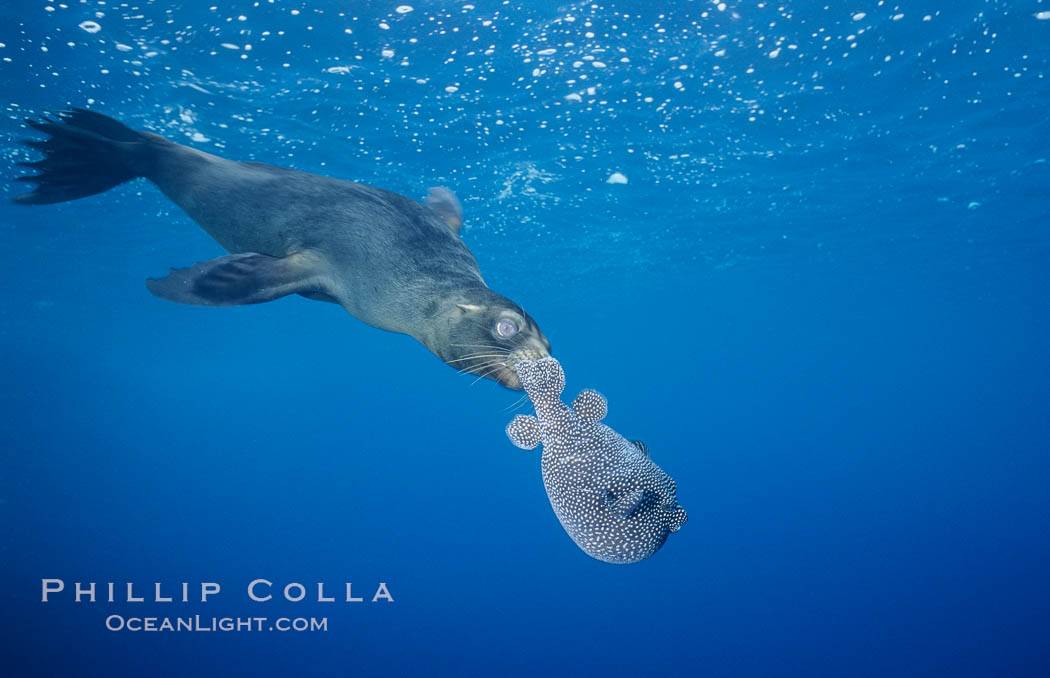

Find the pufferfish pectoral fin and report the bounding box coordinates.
[146,251,327,307]
[424,186,464,235]
[609,488,646,519]
[506,414,542,450]
[572,389,608,423]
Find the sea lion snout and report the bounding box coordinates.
[439,293,551,390]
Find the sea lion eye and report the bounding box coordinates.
[496,318,518,338]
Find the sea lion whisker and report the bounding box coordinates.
[466,359,502,378]
[445,356,501,367]
[457,359,506,376]
[502,393,530,412]
[457,364,499,377]
[471,363,508,386]
[460,358,505,372]
[450,342,511,353]
[445,353,508,364]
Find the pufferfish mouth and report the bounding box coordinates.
[497,346,551,390]
[455,344,550,390]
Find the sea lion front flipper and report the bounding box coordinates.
[146,252,327,306]
[424,186,463,235]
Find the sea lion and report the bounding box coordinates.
[13,109,550,388]
[506,358,687,564]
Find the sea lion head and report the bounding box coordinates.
[439,290,551,390]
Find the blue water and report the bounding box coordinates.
[2,0,1049,675]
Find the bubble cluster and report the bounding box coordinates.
[1,1,1044,285]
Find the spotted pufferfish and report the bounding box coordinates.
[506,357,688,564]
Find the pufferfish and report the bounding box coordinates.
[506,357,688,564]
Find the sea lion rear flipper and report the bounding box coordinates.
[146,252,327,306]
[424,186,463,235]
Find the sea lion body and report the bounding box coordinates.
[148,139,478,334]
[15,110,550,387]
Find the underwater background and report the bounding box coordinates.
[1,0,1049,675]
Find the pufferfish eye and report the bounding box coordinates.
[496,318,519,338]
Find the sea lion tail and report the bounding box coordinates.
[13,109,156,205]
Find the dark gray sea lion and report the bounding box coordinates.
[13,109,550,388]
[506,358,687,564]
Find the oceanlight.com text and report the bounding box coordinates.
[104,615,328,632]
